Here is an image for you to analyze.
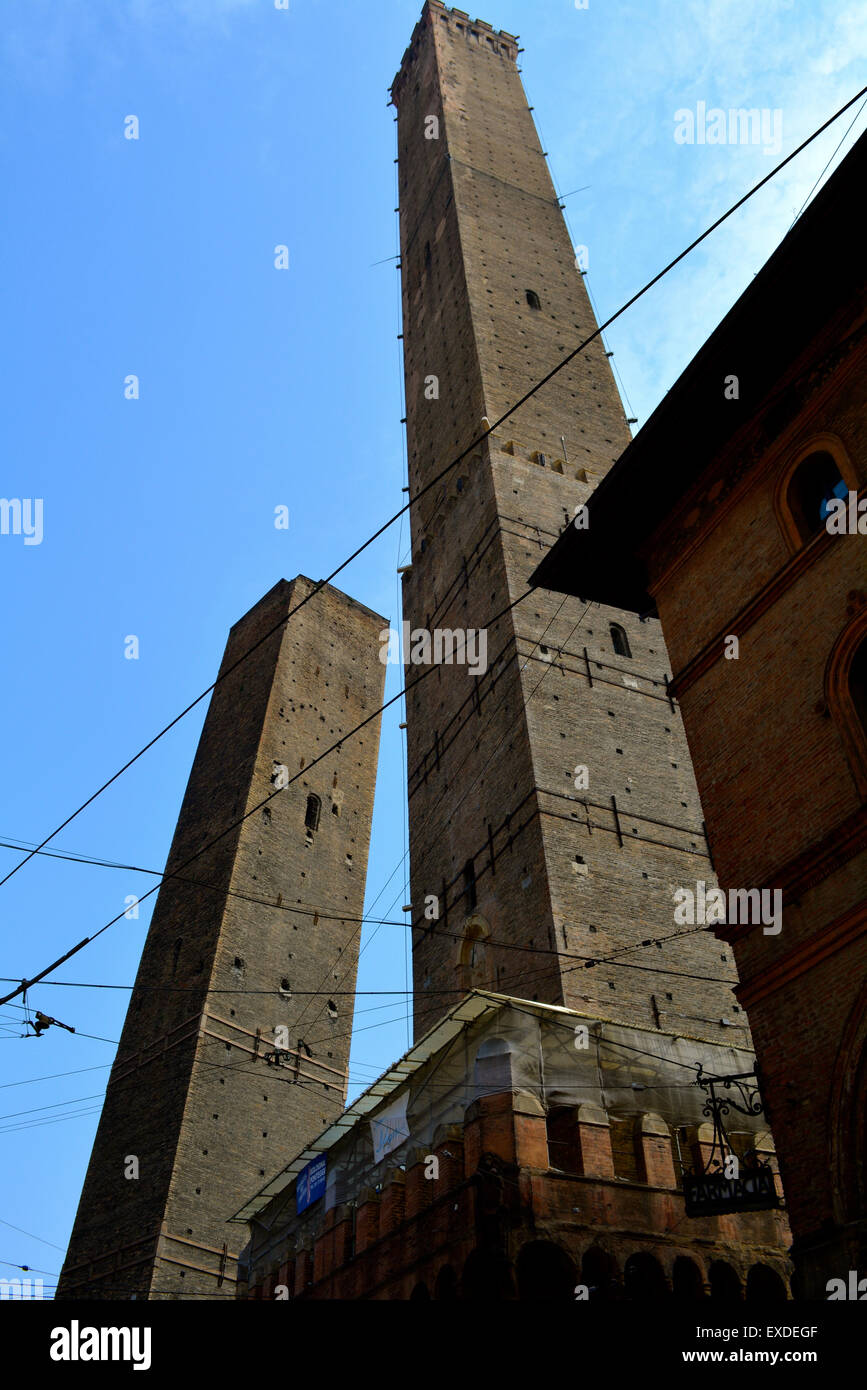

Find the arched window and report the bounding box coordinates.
[305,794,321,833]
[850,634,867,737]
[458,916,491,992]
[525,289,541,310]
[825,611,867,799]
[610,623,631,658]
[786,450,847,544]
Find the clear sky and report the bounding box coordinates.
[0,0,863,1296]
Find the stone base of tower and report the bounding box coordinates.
[237,993,792,1301]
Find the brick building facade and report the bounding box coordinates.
[532,133,867,1297]
[238,994,790,1301]
[56,578,385,1299]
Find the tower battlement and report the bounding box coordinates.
[391,2,519,107]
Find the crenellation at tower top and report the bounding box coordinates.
[391,1,519,107]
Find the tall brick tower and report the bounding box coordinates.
[392,4,749,1048]
[56,577,385,1299]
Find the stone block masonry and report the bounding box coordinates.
[55,576,385,1299]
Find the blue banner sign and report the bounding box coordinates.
[296,1155,327,1214]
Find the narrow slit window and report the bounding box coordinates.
[463,858,477,912]
[305,793,321,833]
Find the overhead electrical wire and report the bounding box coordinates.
[0,925,737,1000]
[0,591,534,1012]
[2,95,855,1228]
[1,80,861,906]
[4,87,864,1024]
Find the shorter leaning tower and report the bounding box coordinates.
[56,576,385,1299]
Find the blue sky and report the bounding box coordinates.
[0,0,864,1295]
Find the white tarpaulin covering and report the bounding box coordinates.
[243,993,769,1264]
[370,1091,410,1164]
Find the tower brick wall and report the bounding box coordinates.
[392,2,748,1045]
[56,576,385,1299]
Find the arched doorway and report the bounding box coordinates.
[516,1241,578,1301]
[460,1249,515,1301]
[672,1256,705,1300]
[581,1246,620,1302]
[746,1264,788,1303]
[434,1265,458,1301]
[624,1252,668,1300]
[709,1261,742,1302]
